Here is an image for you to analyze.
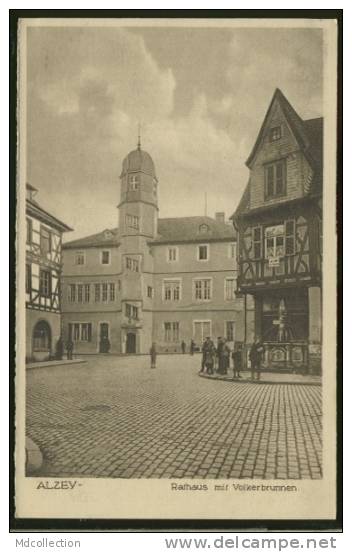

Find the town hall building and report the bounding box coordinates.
[61,140,244,355]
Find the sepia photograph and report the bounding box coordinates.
[14,14,339,523]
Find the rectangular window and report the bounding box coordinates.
[77,284,83,303]
[147,286,153,298]
[194,279,212,301]
[84,284,90,303]
[198,244,209,261]
[128,174,140,190]
[102,283,108,302]
[265,224,285,259]
[70,322,92,342]
[109,283,115,301]
[75,251,85,265]
[125,214,140,230]
[252,226,263,259]
[126,257,139,272]
[229,243,237,259]
[269,126,282,142]
[285,219,296,256]
[39,269,51,297]
[40,227,51,255]
[265,160,286,199]
[101,250,110,265]
[125,303,138,320]
[226,321,236,342]
[81,323,92,342]
[26,218,32,244]
[225,278,236,300]
[167,247,178,262]
[94,283,100,302]
[193,321,211,343]
[73,323,80,341]
[164,280,181,301]
[164,322,179,342]
[68,284,76,303]
[26,264,31,293]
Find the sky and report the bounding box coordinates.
[26,24,323,240]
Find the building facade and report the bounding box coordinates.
[232,89,322,373]
[61,144,244,354]
[26,184,72,361]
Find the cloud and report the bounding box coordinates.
[26,26,322,240]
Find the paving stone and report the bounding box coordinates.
[26,354,322,480]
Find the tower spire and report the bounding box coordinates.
[137,122,141,150]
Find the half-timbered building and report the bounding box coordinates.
[26,184,72,361]
[232,89,322,373]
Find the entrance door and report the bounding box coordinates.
[126,332,136,354]
[33,320,52,359]
[99,323,109,353]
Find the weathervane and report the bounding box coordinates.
[137,122,141,150]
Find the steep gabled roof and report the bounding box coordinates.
[26,198,73,233]
[246,88,318,169]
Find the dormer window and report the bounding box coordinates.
[269,126,282,142]
[265,159,286,199]
[128,174,140,191]
[103,230,112,239]
[199,224,209,235]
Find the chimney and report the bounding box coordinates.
[215,212,225,224]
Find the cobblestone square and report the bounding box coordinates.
[26,355,322,479]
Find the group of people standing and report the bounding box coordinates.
[199,336,264,381]
[199,336,236,376]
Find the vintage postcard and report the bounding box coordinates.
[14,15,339,524]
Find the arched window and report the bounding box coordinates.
[33,320,51,351]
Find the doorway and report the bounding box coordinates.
[32,320,52,358]
[126,332,136,354]
[99,323,110,353]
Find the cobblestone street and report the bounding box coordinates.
[26,355,322,480]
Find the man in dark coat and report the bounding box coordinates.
[66,339,74,360]
[222,341,230,375]
[55,337,64,360]
[249,339,264,381]
[190,339,195,355]
[200,337,214,373]
[181,340,186,354]
[232,343,243,379]
[216,337,224,373]
[150,342,157,369]
[201,337,215,375]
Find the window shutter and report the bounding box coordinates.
[285,219,295,256]
[252,226,262,259]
